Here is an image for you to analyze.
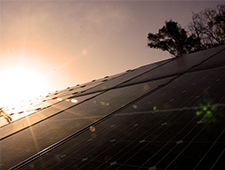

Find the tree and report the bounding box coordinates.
[147,20,201,57]
[188,4,225,49]
[147,4,225,57]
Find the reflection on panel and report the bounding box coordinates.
[0,73,125,127]
[0,93,100,140]
[65,77,171,118]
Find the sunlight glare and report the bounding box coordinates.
[0,67,51,108]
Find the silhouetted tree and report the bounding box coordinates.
[188,4,225,49]
[147,20,201,57]
[147,4,225,57]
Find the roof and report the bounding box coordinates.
[1,45,225,170]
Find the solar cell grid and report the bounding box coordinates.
[190,47,225,72]
[82,60,171,95]
[5,107,225,169]
[120,46,225,88]
[209,148,225,169]
[1,46,225,170]
[119,67,225,116]
[2,78,171,169]
[17,113,149,169]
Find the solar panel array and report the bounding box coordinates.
[0,45,225,170]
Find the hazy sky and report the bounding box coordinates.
[0,0,224,93]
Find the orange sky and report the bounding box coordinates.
[0,0,223,106]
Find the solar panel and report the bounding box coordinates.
[1,45,225,170]
[80,59,172,95]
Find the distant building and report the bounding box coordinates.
[1,45,225,169]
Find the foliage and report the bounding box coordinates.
[188,4,225,49]
[147,4,225,57]
[147,20,200,57]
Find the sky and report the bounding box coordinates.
[0,0,224,106]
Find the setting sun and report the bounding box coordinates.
[0,67,51,108]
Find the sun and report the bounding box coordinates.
[0,67,51,108]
